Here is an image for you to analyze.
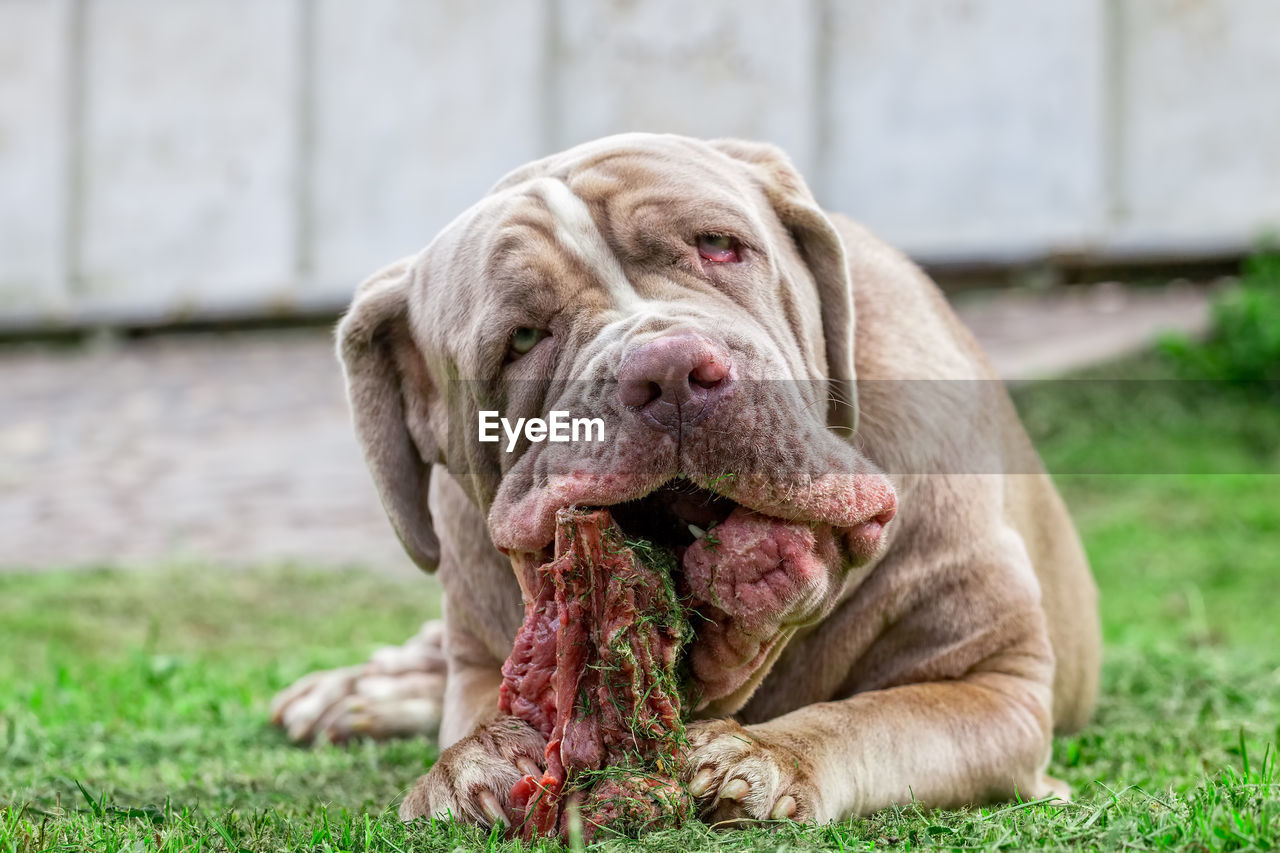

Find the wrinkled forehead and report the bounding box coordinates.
[439,137,773,266]
[492,133,755,198]
[412,136,788,373]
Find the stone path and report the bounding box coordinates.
[0,330,417,577]
[0,283,1209,573]
[953,280,1210,379]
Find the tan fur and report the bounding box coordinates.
[279,133,1100,825]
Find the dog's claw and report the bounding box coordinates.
[720,778,750,802]
[771,794,797,819]
[478,790,508,828]
[688,767,716,797]
[683,719,823,823]
[516,757,541,778]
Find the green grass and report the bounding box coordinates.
[3,358,1279,851]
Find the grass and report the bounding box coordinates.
[3,355,1279,851]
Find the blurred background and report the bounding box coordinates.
[2,0,1279,326]
[1,0,1277,574]
[3,5,1279,845]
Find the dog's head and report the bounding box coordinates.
[339,134,897,712]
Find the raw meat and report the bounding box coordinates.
[500,507,693,842]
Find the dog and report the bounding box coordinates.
[271,133,1100,827]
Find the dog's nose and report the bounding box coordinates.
[617,333,732,432]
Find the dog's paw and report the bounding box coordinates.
[270,621,446,744]
[399,715,546,827]
[1040,773,1072,803]
[683,718,826,825]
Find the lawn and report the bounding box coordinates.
[2,357,1278,851]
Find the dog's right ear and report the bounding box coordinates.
[709,138,858,433]
[337,256,440,572]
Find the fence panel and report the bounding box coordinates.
[0,0,71,317]
[77,0,301,320]
[824,0,1106,261]
[1117,0,1280,253]
[309,0,547,298]
[2,0,1279,327]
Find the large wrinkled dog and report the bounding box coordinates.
[272,133,1100,827]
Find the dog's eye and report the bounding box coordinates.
[696,233,741,264]
[508,326,549,359]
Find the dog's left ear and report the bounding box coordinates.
[710,138,857,432]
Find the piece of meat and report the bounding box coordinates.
[499,508,693,842]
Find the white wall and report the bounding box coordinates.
[1,0,1277,327]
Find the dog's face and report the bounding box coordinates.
[340,134,897,712]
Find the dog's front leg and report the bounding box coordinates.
[684,647,1062,824]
